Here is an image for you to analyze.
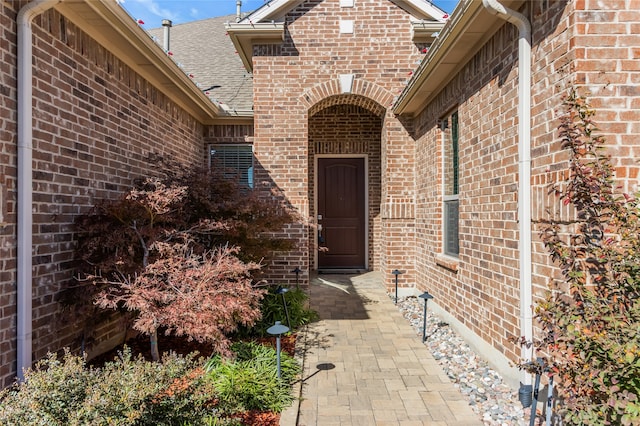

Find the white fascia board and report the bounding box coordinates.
[225,22,285,72]
[241,0,303,23]
[390,0,448,21]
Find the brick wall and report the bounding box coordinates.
[412,2,574,364]
[530,1,640,295]
[412,0,640,367]
[573,0,640,192]
[252,0,422,286]
[1,5,205,386]
[0,2,19,388]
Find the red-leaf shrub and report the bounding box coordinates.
[523,90,640,425]
[71,158,297,359]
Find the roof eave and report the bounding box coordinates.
[54,0,221,123]
[394,0,525,117]
[390,0,447,21]
[225,22,285,72]
[411,20,446,43]
[241,0,305,23]
[211,114,254,125]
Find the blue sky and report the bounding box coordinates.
[117,0,460,29]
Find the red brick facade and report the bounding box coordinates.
[1,4,204,386]
[411,0,640,368]
[251,0,423,287]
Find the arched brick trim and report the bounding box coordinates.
[301,78,394,117]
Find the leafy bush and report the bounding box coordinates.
[205,341,300,414]
[0,348,217,426]
[525,90,640,425]
[0,349,93,426]
[243,286,318,337]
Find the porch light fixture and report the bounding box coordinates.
[418,291,434,342]
[267,321,290,379]
[392,269,403,304]
[276,287,291,329]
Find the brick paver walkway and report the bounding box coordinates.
[280,272,482,425]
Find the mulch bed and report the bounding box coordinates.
[87,333,297,426]
[88,333,296,366]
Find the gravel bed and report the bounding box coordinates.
[392,295,530,426]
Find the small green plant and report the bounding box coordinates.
[523,90,640,425]
[205,341,300,414]
[229,341,300,384]
[245,286,318,337]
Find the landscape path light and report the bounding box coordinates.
[392,269,403,304]
[276,286,291,329]
[266,321,290,379]
[418,291,434,342]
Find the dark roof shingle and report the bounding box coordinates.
[148,15,253,112]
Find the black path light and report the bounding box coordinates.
[392,269,403,304]
[418,291,434,342]
[292,267,302,288]
[276,287,291,329]
[267,321,290,379]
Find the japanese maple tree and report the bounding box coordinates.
[73,160,296,360]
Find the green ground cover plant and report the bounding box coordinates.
[205,341,301,415]
[0,342,301,425]
[240,285,319,337]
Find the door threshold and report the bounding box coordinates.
[318,269,366,274]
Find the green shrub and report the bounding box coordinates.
[0,349,94,426]
[205,341,300,414]
[246,286,318,337]
[0,348,218,426]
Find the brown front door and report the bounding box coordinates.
[317,158,366,269]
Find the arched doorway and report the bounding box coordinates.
[308,96,384,272]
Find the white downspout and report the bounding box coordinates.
[17,0,61,380]
[481,0,533,406]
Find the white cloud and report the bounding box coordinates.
[129,0,180,21]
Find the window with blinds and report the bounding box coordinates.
[442,111,459,257]
[209,144,254,188]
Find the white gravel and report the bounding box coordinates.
[392,295,532,426]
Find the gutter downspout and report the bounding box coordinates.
[17,0,61,380]
[481,0,533,407]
